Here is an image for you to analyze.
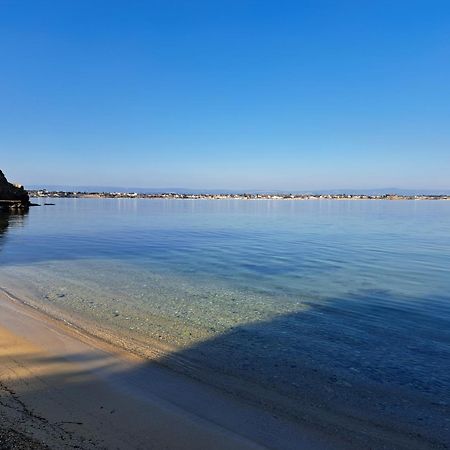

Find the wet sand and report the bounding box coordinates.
[2,285,448,449]
[0,288,345,450]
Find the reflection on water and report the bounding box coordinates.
[0,199,449,445]
[0,209,29,249]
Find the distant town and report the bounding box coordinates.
[29,190,450,201]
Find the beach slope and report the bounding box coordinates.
[0,289,336,450]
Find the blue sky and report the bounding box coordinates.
[1,1,449,191]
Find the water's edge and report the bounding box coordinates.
[0,281,447,450]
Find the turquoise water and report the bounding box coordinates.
[1,198,450,442]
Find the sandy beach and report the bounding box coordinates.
[1,285,446,450]
[0,287,347,450]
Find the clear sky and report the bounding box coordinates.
[1,1,449,191]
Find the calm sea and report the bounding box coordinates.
[1,198,449,442]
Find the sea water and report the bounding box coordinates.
[1,198,449,442]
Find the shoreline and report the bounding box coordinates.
[0,284,445,449]
[0,285,344,450]
[28,191,450,201]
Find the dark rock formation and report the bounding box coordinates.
[0,170,30,209]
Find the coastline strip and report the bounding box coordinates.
[0,287,334,450]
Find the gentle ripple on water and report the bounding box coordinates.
[0,198,450,444]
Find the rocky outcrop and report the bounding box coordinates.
[0,170,30,208]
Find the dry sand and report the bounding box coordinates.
[0,288,343,450]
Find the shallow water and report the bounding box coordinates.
[1,198,450,442]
